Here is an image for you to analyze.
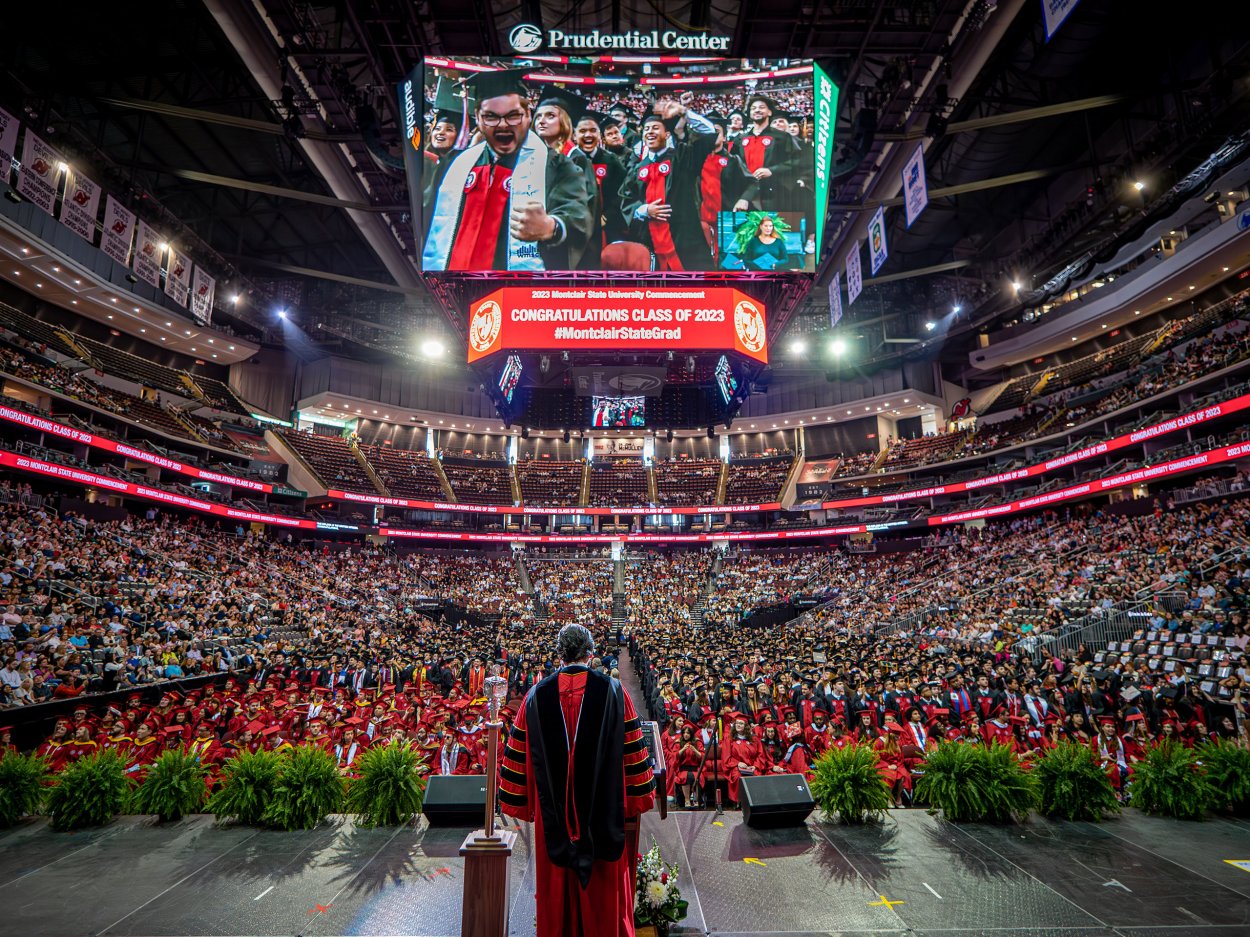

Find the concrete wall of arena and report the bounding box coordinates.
[355,419,429,450]
[517,438,584,461]
[728,429,793,457]
[802,417,881,458]
[230,347,301,419]
[653,437,719,460]
[298,355,498,418]
[736,359,938,417]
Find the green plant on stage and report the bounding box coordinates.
[1033,743,1119,821]
[345,742,427,828]
[1199,738,1250,816]
[0,752,52,828]
[914,742,1036,823]
[808,743,892,824]
[261,745,343,831]
[208,749,283,826]
[130,750,206,823]
[45,751,131,832]
[1129,739,1215,820]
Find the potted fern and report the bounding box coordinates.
[261,745,344,831]
[345,742,427,828]
[914,742,1037,823]
[1199,739,1250,816]
[1131,739,1215,820]
[209,749,284,826]
[130,750,207,823]
[45,751,132,832]
[1033,743,1119,821]
[0,752,52,828]
[808,743,892,824]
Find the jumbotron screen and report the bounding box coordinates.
[405,56,835,274]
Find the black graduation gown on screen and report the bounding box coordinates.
[737,126,800,211]
[421,144,592,271]
[619,118,718,271]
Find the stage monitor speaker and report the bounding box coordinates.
[739,774,814,829]
[423,774,488,826]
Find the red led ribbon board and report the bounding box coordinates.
[466,286,769,364]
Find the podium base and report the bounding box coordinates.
[459,828,517,937]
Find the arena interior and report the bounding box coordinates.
[0,1,1249,936]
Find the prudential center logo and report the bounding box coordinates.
[509,23,543,53]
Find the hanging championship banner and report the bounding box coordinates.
[101,196,136,267]
[133,220,164,287]
[190,266,215,324]
[829,272,843,328]
[845,242,862,306]
[164,247,192,307]
[16,132,62,215]
[902,143,928,228]
[60,169,101,243]
[0,107,18,185]
[868,205,888,275]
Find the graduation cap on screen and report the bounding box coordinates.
[581,109,618,130]
[457,68,533,107]
[537,85,588,122]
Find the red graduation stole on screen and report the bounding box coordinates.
[700,153,729,252]
[447,162,514,271]
[739,133,773,173]
[639,159,682,271]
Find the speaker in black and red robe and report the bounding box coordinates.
[499,663,655,937]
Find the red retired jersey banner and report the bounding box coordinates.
[466,286,768,364]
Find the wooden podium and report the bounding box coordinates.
[459,826,517,937]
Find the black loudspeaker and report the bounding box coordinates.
[739,774,814,829]
[422,774,488,826]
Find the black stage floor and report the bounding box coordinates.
[1,808,1249,937]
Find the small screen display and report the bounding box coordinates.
[714,354,738,404]
[498,354,522,404]
[591,395,646,427]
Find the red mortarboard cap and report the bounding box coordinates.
[261,726,282,737]
[244,720,266,735]
[163,726,186,738]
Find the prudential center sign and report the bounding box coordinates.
[508,23,729,53]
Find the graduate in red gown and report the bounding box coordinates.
[499,624,655,937]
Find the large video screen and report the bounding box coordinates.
[412,57,830,274]
[591,396,646,427]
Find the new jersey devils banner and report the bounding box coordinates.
[466,286,768,364]
[60,169,101,243]
[101,196,136,267]
[164,247,192,307]
[16,132,62,215]
[190,266,215,324]
[0,107,18,185]
[133,220,164,287]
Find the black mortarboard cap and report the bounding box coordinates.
[458,68,532,106]
[433,108,464,129]
[537,85,587,122]
[608,101,635,119]
[582,110,618,130]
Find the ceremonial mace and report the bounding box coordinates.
[458,671,514,937]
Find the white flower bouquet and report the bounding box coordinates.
[634,841,689,927]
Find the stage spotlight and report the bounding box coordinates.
[277,309,287,319]
[925,321,936,332]
[789,339,806,355]
[1133,180,1145,191]
[828,338,846,357]
[420,338,445,357]
[231,294,241,305]
[952,304,962,314]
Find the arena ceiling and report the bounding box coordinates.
[1,0,1248,379]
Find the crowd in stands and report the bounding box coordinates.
[724,456,792,503]
[654,458,721,505]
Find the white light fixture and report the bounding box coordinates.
[56,161,68,174]
[924,321,936,332]
[789,339,806,355]
[829,338,846,356]
[1011,280,1022,292]
[1133,180,1145,191]
[231,294,240,305]
[952,304,961,314]
[277,309,287,319]
[420,338,446,357]
[158,242,169,253]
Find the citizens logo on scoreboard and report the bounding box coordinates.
[734,299,766,355]
[469,300,503,356]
